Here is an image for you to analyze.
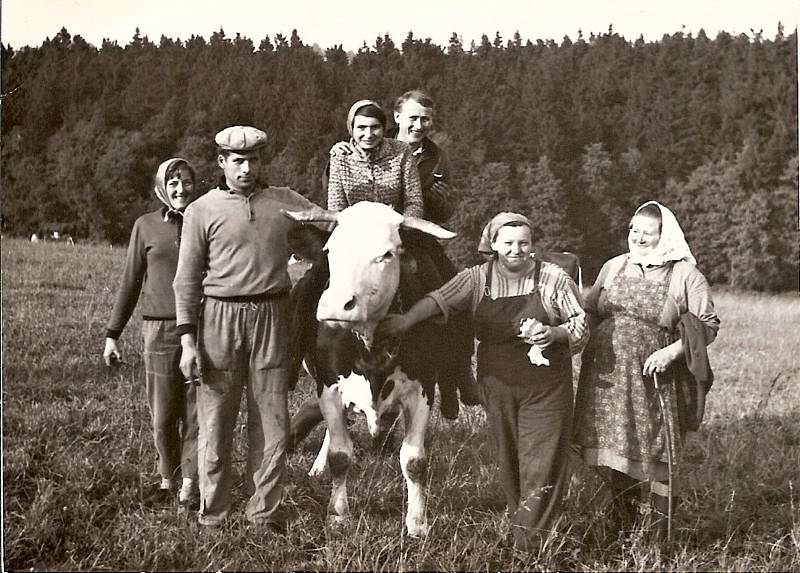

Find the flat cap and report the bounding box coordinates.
[215,125,267,152]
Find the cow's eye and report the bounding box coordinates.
[377,251,394,262]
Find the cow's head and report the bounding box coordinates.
[283,202,455,347]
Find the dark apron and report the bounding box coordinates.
[475,259,572,388]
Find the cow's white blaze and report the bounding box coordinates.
[317,203,403,331]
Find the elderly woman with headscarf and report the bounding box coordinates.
[573,201,720,540]
[377,211,587,552]
[103,158,200,512]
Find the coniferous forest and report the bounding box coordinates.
[1,26,797,290]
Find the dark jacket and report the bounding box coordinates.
[674,312,715,433]
[386,129,455,224]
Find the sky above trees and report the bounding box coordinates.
[2,0,797,52]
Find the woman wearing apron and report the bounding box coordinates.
[377,212,587,552]
[573,201,720,540]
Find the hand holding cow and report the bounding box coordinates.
[376,297,441,341]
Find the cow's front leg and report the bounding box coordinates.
[319,384,353,523]
[308,429,330,477]
[400,384,431,537]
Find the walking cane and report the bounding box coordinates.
[652,371,673,542]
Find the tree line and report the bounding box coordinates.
[1,26,797,290]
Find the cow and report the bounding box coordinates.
[31,231,75,245]
[282,201,456,538]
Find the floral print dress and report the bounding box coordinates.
[574,262,679,491]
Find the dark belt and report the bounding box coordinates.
[206,290,289,303]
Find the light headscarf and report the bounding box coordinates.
[346,100,387,158]
[477,212,533,255]
[628,200,696,266]
[154,157,194,222]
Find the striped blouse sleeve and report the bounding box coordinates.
[540,262,588,354]
[426,265,483,322]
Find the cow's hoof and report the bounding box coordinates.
[308,463,326,477]
[327,514,348,526]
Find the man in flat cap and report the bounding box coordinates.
[174,125,320,529]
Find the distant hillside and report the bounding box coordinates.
[1,26,797,290]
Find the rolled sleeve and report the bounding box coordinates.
[682,267,720,344]
[426,267,480,322]
[553,278,589,354]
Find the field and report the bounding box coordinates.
[2,237,799,571]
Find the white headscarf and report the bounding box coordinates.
[628,201,696,266]
[153,157,194,222]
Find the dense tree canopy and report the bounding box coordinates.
[1,26,797,290]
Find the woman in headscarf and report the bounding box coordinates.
[573,201,720,540]
[103,158,200,512]
[376,212,587,552]
[327,99,424,217]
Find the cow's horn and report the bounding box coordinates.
[281,207,340,223]
[401,216,457,239]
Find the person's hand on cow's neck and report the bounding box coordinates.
[376,297,441,342]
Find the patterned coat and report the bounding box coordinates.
[327,138,424,218]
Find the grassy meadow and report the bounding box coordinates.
[2,237,799,571]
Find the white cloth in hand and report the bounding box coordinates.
[519,318,550,367]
